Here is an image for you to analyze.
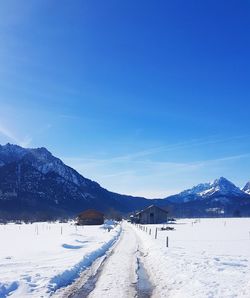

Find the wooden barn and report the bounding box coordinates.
[136,205,168,224]
[76,209,104,225]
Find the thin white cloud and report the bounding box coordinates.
[62,151,250,198]
[63,134,250,167]
[63,152,250,174]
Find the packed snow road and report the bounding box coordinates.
[88,223,139,298]
[63,223,153,298]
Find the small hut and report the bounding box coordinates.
[136,205,168,224]
[77,209,104,225]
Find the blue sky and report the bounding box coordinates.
[0,0,249,197]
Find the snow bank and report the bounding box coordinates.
[49,229,121,291]
[0,222,121,297]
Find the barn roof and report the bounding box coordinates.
[78,209,104,219]
[137,205,168,215]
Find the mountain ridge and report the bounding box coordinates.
[166,176,248,204]
[0,143,250,219]
[0,144,151,220]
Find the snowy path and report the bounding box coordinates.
[61,222,154,298]
[88,223,139,298]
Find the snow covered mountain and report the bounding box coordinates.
[159,177,250,217]
[1,143,250,219]
[167,177,249,203]
[0,144,150,220]
[0,144,89,187]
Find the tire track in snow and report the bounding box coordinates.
[57,223,154,298]
[62,229,123,298]
[87,223,139,298]
[135,247,154,298]
[88,223,153,298]
[52,227,122,298]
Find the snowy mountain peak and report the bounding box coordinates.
[242,181,250,194]
[0,143,27,155]
[0,143,90,187]
[200,177,243,197]
[212,177,234,187]
[179,183,211,197]
[209,177,241,195]
[0,143,28,164]
[168,177,246,203]
[178,177,238,198]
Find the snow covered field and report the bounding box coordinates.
[0,222,120,297]
[133,218,250,297]
[0,218,250,298]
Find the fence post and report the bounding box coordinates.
[149,228,151,235]
[166,236,169,247]
[155,228,157,239]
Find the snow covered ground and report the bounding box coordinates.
[1,218,250,298]
[63,219,250,298]
[132,218,250,297]
[0,222,120,297]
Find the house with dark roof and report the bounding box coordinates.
[76,209,104,225]
[135,205,168,224]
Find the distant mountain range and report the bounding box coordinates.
[0,143,250,220]
[167,177,249,203]
[159,177,250,217]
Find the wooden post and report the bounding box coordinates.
[166,236,169,247]
[155,228,157,239]
[149,228,151,235]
